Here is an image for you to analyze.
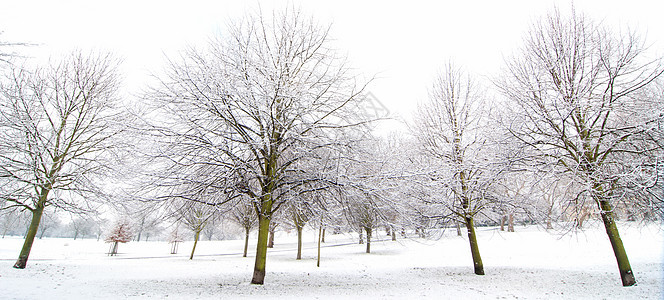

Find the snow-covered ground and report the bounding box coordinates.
[0,222,662,299]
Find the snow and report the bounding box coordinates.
[1,222,662,299]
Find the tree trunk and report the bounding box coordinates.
[317,225,322,267]
[465,216,484,275]
[251,213,270,285]
[321,228,326,243]
[508,214,514,232]
[358,230,364,244]
[171,241,179,254]
[296,225,303,260]
[456,221,462,236]
[365,227,372,254]
[267,225,275,248]
[13,197,46,269]
[599,200,636,286]
[189,229,200,260]
[391,225,397,241]
[109,241,119,256]
[243,227,250,257]
[500,215,506,231]
[135,218,145,242]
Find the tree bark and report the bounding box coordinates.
[365,227,372,254]
[508,214,514,232]
[391,225,397,241]
[109,241,119,256]
[317,225,322,267]
[251,213,270,284]
[13,191,47,269]
[599,200,636,286]
[171,241,179,254]
[243,227,250,257]
[189,229,200,260]
[321,228,326,243]
[296,225,303,260]
[267,225,275,248]
[465,216,484,275]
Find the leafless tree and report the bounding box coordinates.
[0,51,124,268]
[174,199,219,260]
[497,7,663,286]
[68,216,94,240]
[231,199,257,258]
[413,62,506,275]
[146,8,370,284]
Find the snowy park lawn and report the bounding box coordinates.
[0,222,662,299]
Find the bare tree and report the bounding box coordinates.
[231,199,257,258]
[68,216,94,240]
[171,192,222,260]
[1,208,29,238]
[285,196,312,259]
[148,8,370,284]
[0,51,124,269]
[498,8,663,286]
[413,62,505,275]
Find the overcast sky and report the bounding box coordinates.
[1,0,662,132]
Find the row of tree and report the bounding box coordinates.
[1,7,662,287]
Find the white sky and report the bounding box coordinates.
[1,0,662,132]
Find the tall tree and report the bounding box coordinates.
[413,62,504,275]
[148,8,369,284]
[498,8,663,286]
[0,51,123,269]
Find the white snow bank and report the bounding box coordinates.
[0,222,661,299]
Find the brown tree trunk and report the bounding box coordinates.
[267,224,275,248]
[599,200,636,286]
[296,225,303,260]
[189,229,200,260]
[243,227,250,257]
[317,225,322,267]
[391,225,397,241]
[109,241,119,256]
[251,213,270,284]
[500,215,506,231]
[508,214,514,232]
[465,216,484,275]
[365,227,372,254]
[14,191,47,269]
[321,228,326,243]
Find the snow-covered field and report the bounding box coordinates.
[1,222,662,299]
